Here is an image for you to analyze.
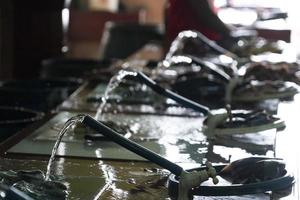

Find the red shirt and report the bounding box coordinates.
[167,0,221,44]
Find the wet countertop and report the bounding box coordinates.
[0,44,299,199]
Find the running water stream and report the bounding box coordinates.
[45,114,86,181]
[94,70,137,121]
[45,70,138,181]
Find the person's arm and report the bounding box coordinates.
[187,0,231,37]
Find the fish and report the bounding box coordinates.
[218,157,286,184]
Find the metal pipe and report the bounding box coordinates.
[135,72,210,115]
[82,115,184,176]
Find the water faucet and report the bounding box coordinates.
[81,115,218,200]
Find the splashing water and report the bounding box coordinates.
[94,70,137,121]
[46,70,139,181]
[45,114,86,181]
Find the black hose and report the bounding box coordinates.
[82,115,184,176]
[135,72,209,115]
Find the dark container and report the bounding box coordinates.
[172,76,226,108]
[0,79,81,112]
[0,106,44,142]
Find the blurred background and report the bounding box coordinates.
[1,0,300,79]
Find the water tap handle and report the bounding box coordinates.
[178,162,218,200]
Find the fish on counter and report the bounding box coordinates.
[242,61,300,84]
[232,80,299,102]
[218,157,287,184]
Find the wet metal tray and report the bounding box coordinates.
[59,81,201,117]
[7,111,277,164]
[7,111,206,163]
